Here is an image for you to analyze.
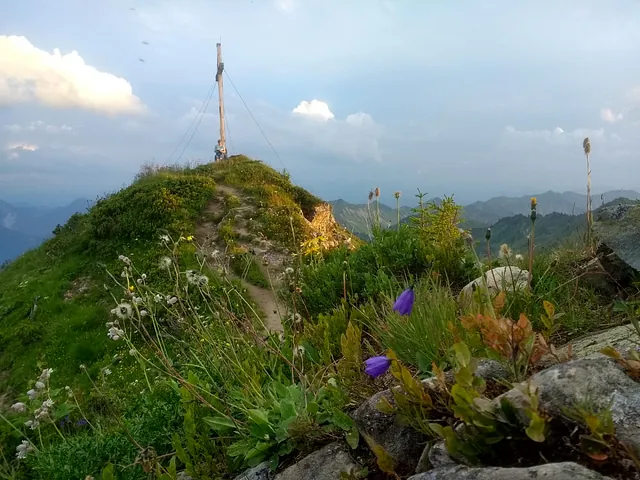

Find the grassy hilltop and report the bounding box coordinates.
[0,155,636,479]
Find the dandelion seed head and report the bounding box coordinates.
[285,267,294,275]
[114,303,133,320]
[159,256,172,270]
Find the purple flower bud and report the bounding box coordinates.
[393,287,415,316]
[364,356,392,378]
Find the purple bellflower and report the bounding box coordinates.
[393,286,415,316]
[364,356,392,378]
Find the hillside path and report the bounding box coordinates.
[195,184,285,333]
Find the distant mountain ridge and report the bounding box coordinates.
[329,199,415,239]
[463,189,640,226]
[0,198,92,264]
[330,190,640,238]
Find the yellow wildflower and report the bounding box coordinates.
[128,285,135,292]
[530,197,537,209]
[186,235,193,242]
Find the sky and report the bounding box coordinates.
[2,0,640,207]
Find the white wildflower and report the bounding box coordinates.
[107,326,125,341]
[211,250,219,258]
[34,381,45,390]
[26,389,37,400]
[293,345,305,357]
[154,294,163,303]
[136,278,143,284]
[167,296,178,305]
[38,368,53,382]
[102,368,112,376]
[160,234,171,244]
[197,274,209,287]
[118,255,131,266]
[42,399,54,409]
[15,440,33,459]
[159,256,172,270]
[106,321,114,327]
[133,296,143,305]
[140,310,148,317]
[285,267,294,275]
[114,302,133,320]
[24,419,39,430]
[129,348,137,356]
[141,273,147,280]
[186,270,199,285]
[10,402,26,413]
[34,407,48,420]
[515,254,524,261]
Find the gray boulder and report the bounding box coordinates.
[274,442,360,480]
[499,357,640,457]
[594,203,640,273]
[407,462,613,479]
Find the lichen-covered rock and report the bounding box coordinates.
[273,442,359,480]
[537,324,638,367]
[594,203,640,272]
[499,357,640,456]
[407,462,613,479]
[233,462,272,480]
[459,266,530,310]
[352,360,509,475]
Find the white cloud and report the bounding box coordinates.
[292,100,335,121]
[600,107,623,123]
[6,142,38,151]
[503,125,604,142]
[345,112,375,127]
[0,35,145,116]
[4,121,73,134]
[274,0,296,13]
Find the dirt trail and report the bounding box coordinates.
[195,184,285,333]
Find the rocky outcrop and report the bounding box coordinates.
[408,462,613,479]
[499,357,640,457]
[235,356,640,480]
[307,203,357,250]
[459,266,530,310]
[351,360,510,475]
[594,203,640,273]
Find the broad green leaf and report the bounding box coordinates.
[453,342,471,368]
[101,463,116,480]
[248,409,271,427]
[203,416,237,432]
[525,412,547,442]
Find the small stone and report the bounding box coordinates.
[233,461,272,480]
[273,442,359,480]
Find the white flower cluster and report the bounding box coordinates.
[15,440,34,459]
[186,270,209,287]
[13,368,57,433]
